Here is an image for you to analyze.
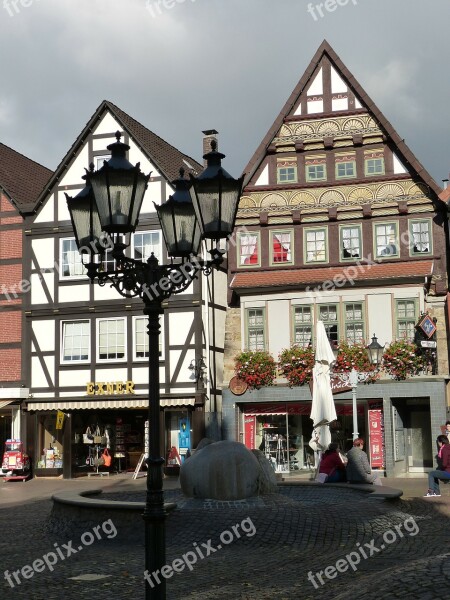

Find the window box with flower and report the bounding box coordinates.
[234,350,277,390]
[333,341,378,383]
[382,339,427,380]
[278,345,315,387]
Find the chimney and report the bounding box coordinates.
[202,129,218,166]
[443,178,449,190]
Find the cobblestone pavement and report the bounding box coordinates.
[0,478,449,599]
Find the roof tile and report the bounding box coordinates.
[231,261,433,290]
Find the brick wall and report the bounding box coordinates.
[0,348,21,380]
[0,192,23,383]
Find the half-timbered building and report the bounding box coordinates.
[0,144,51,451]
[222,41,449,477]
[24,101,227,478]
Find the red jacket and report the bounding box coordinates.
[319,451,345,476]
[440,443,450,472]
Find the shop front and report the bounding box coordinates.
[0,390,29,450]
[25,395,196,479]
[241,401,368,474]
[222,377,448,477]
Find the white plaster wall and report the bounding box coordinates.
[95,368,128,381]
[367,293,393,347]
[57,190,71,222]
[94,285,121,301]
[31,273,54,305]
[308,68,323,95]
[267,300,290,356]
[132,367,149,385]
[255,164,269,186]
[59,370,91,387]
[34,195,54,224]
[32,238,55,269]
[33,320,55,352]
[168,312,194,346]
[31,356,55,388]
[58,284,90,303]
[141,180,163,213]
[58,146,90,188]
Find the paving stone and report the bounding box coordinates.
[0,482,449,599]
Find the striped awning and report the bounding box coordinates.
[0,400,14,410]
[26,398,196,411]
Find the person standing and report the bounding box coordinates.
[346,438,382,485]
[424,435,450,497]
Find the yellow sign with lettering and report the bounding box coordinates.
[56,410,65,430]
[86,381,136,396]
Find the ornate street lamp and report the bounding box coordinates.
[67,135,243,600]
[367,334,384,368]
[332,334,383,440]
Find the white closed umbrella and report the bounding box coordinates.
[309,321,337,468]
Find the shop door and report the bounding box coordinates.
[392,403,407,475]
[407,409,432,470]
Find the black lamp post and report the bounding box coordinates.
[66,132,243,600]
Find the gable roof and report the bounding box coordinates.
[33,100,203,214]
[243,40,442,199]
[0,143,52,214]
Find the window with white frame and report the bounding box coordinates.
[410,219,431,255]
[306,164,327,182]
[61,238,85,278]
[62,320,90,362]
[94,154,111,171]
[238,232,260,267]
[246,308,265,351]
[319,304,339,345]
[374,222,399,258]
[271,230,293,264]
[396,299,417,340]
[133,316,163,360]
[133,231,162,262]
[100,248,116,273]
[98,318,126,360]
[293,306,313,347]
[344,303,364,344]
[305,228,327,263]
[365,157,385,175]
[336,161,356,179]
[277,166,297,183]
[340,225,362,260]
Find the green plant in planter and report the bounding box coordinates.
[334,341,378,383]
[382,339,427,380]
[234,350,277,390]
[278,345,315,387]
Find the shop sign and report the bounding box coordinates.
[229,376,248,396]
[86,381,136,395]
[368,408,385,468]
[55,410,65,430]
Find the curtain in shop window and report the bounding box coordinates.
[241,235,258,265]
[273,233,291,262]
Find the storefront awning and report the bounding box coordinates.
[26,398,196,411]
[244,402,364,416]
[0,400,14,410]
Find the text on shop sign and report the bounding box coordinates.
[86,381,136,395]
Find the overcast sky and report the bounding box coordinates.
[0,0,449,188]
